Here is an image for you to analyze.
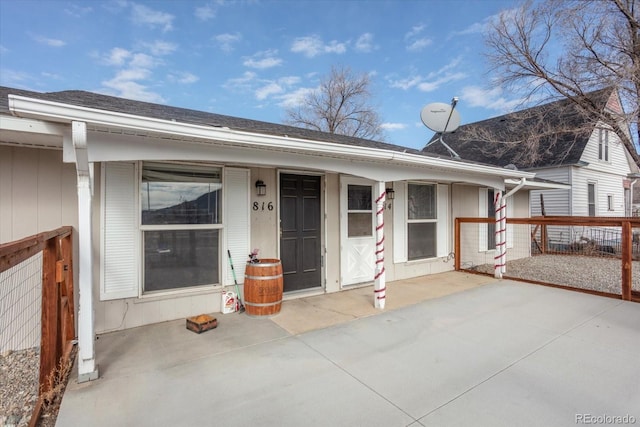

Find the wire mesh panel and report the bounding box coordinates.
[0,252,42,353]
[457,217,640,300]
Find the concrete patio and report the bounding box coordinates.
[55,272,640,426]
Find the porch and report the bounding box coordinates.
[55,273,640,426]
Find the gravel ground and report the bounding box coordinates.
[1,347,71,427]
[473,255,640,294]
[0,348,39,427]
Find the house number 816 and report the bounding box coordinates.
[253,202,274,211]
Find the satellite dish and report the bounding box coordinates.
[420,102,460,133]
[421,97,461,159]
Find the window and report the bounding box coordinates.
[598,129,609,161]
[588,183,596,216]
[607,194,614,211]
[407,183,437,260]
[487,189,496,250]
[141,162,222,293]
[347,184,373,237]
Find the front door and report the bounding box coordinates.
[340,177,376,286]
[279,174,322,292]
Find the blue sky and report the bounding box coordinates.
[0,0,524,150]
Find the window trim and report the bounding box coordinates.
[139,161,224,295]
[587,182,597,217]
[407,182,438,261]
[598,128,609,162]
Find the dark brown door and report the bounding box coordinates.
[280,174,322,292]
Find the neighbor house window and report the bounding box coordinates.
[347,184,373,237]
[608,194,614,211]
[487,189,496,250]
[141,162,222,293]
[407,183,437,260]
[598,129,609,161]
[588,183,596,216]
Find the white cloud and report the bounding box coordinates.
[0,45,9,54]
[243,50,282,69]
[355,33,375,53]
[143,40,178,56]
[33,35,66,47]
[223,71,258,91]
[104,47,131,66]
[214,33,242,52]
[168,71,199,84]
[389,75,422,90]
[407,38,432,52]
[380,122,407,131]
[405,24,425,40]
[0,69,30,86]
[461,85,524,111]
[256,82,283,100]
[101,79,165,103]
[131,3,174,32]
[195,4,216,21]
[417,72,467,92]
[64,4,92,17]
[130,53,158,68]
[291,35,347,58]
[277,87,315,108]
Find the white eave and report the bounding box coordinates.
[505,178,570,190]
[7,94,535,183]
[0,114,66,149]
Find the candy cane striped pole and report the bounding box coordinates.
[374,182,386,309]
[494,191,506,278]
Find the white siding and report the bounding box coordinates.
[392,181,407,263]
[436,184,449,257]
[0,146,77,243]
[530,167,570,216]
[101,162,139,300]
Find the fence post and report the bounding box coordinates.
[455,218,460,270]
[39,237,61,395]
[622,221,632,301]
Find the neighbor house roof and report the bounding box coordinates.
[422,88,616,170]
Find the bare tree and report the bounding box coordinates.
[284,66,385,140]
[483,0,640,166]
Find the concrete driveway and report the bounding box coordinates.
[55,277,640,427]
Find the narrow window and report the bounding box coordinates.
[347,184,372,237]
[487,189,496,250]
[607,194,614,211]
[407,183,437,260]
[588,183,596,216]
[598,129,609,161]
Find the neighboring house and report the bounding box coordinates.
[1,86,556,381]
[424,89,640,229]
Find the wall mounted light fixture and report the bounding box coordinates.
[385,188,395,200]
[255,180,267,196]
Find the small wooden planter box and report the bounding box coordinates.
[186,314,218,334]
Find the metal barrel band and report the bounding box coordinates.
[245,274,282,280]
[244,300,283,307]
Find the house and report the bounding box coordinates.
[423,88,640,223]
[1,86,556,382]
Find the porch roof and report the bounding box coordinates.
[1,86,536,187]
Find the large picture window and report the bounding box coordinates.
[407,183,437,260]
[141,162,222,293]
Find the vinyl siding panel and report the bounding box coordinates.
[530,167,570,216]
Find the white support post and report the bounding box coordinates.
[73,121,99,383]
[374,181,386,309]
[494,190,506,279]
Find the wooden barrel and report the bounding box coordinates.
[244,259,283,316]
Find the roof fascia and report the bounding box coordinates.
[8,94,534,181]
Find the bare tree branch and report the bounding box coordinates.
[284,65,385,141]
[484,0,640,166]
